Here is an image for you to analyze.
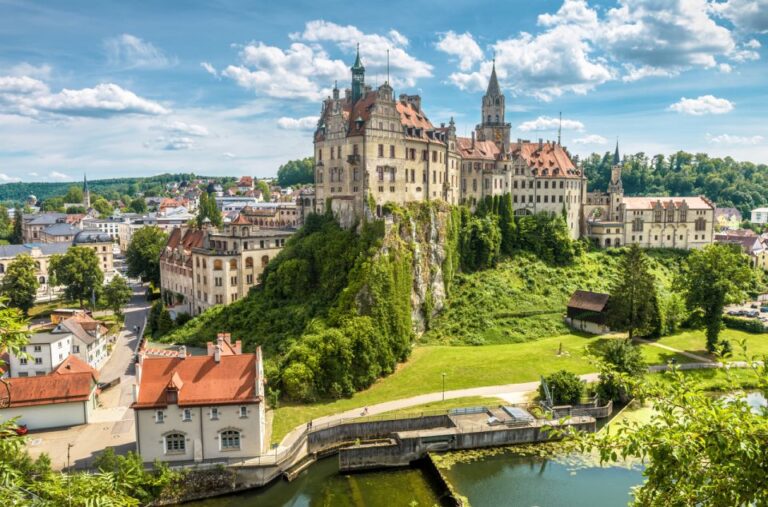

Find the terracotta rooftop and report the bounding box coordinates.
[206,333,242,356]
[567,290,610,313]
[456,138,501,160]
[5,356,97,408]
[622,196,714,210]
[133,352,261,409]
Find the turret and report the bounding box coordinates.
[476,60,511,151]
[351,44,365,103]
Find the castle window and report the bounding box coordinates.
[378,144,384,157]
[390,145,395,158]
[213,260,223,271]
[695,218,706,231]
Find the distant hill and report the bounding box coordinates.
[0,173,229,204]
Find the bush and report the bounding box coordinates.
[597,339,646,402]
[723,315,766,333]
[539,370,583,405]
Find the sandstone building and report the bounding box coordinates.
[310,49,714,247]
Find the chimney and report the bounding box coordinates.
[471,131,475,149]
[214,344,221,363]
[538,138,543,150]
[178,345,186,359]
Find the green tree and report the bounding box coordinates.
[498,193,516,255]
[539,369,583,405]
[572,364,768,506]
[130,196,147,214]
[10,207,22,244]
[460,215,501,272]
[92,197,113,217]
[65,205,86,214]
[257,180,271,201]
[103,275,132,317]
[196,192,222,227]
[64,185,84,204]
[596,338,645,402]
[49,246,103,307]
[40,197,65,212]
[126,226,168,285]
[0,206,10,239]
[607,245,660,339]
[681,243,755,352]
[276,157,314,187]
[1,254,39,314]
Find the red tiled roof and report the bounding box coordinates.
[52,354,99,381]
[456,138,501,160]
[5,371,95,408]
[133,353,261,409]
[513,141,579,178]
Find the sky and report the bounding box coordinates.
[0,0,767,183]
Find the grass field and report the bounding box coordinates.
[270,332,666,443]
[651,329,768,362]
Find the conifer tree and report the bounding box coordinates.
[607,244,659,339]
[10,207,22,244]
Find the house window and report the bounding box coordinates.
[20,358,27,365]
[210,407,220,420]
[34,345,42,352]
[73,345,80,353]
[182,409,192,421]
[155,411,164,423]
[35,358,42,365]
[165,433,185,453]
[220,430,241,450]
[240,406,247,418]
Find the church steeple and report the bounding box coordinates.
[82,173,91,208]
[613,139,620,166]
[477,59,510,150]
[486,59,501,97]
[351,44,365,103]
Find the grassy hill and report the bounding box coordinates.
[422,249,688,345]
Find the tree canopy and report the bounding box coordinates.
[276,157,314,187]
[103,275,132,317]
[608,244,660,339]
[1,254,39,313]
[64,185,84,204]
[126,226,168,285]
[49,246,103,307]
[196,192,222,227]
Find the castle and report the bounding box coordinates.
[310,48,714,248]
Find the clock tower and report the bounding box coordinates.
[476,60,511,152]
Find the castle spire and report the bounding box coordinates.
[613,138,620,166]
[486,59,500,96]
[350,43,365,103]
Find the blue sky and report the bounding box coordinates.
[0,0,766,182]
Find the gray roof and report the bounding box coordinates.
[43,223,80,236]
[0,242,70,259]
[28,330,71,345]
[73,229,113,244]
[28,213,67,225]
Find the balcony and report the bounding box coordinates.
[347,154,361,165]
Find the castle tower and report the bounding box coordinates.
[608,140,623,221]
[476,60,511,151]
[351,44,365,103]
[83,174,91,209]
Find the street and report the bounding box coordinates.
[25,283,151,470]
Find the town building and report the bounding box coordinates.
[53,314,111,370]
[565,290,611,335]
[750,207,768,225]
[81,216,124,241]
[22,213,84,243]
[132,334,265,463]
[0,355,99,430]
[715,207,742,230]
[73,230,115,274]
[0,242,70,301]
[39,222,81,243]
[159,210,295,315]
[715,230,768,270]
[310,49,713,248]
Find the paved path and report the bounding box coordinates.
[633,337,713,363]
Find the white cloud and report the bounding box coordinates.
[29,172,38,177]
[572,134,608,145]
[221,20,432,101]
[222,152,236,159]
[622,64,679,82]
[435,31,484,71]
[0,173,21,182]
[144,136,194,151]
[104,34,173,69]
[163,120,209,137]
[719,62,733,72]
[706,133,764,144]
[518,116,585,132]
[669,95,734,115]
[8,62,52,80]
[711,0,768,34]
[50,171,69,180]
[538,0,599,28]
[277,116,319,130]
[0,77,168,119]
[201,62,218,78]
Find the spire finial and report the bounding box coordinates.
[557,112,562,146]
[386,49,390,84]
[613,137,621,166]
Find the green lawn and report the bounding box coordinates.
[653,329,768,362]
[272,333,615,443]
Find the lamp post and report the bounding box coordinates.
[441,372,446,402]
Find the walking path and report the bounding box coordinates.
[633,337,713,363]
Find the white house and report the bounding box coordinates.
[751,208,768,225]
[0,355,99,430]
[132,334,265,463]
[53,316,110,370]
[8,331,73,377]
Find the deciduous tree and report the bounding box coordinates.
[1,254,39,314]
[10,208,22,244]
[126,226,167,286]
[49,247,103,307]
[103,275,132,317]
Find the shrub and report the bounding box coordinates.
[540,370,583,405]
[723,315,766,334]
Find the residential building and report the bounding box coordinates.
[0,242,70,301]
[715,231,768,270]
[39,222,81,243]
[132,334,265,463]
[53,314,111,370]
[22,213,84,243]
[159,227,205,316]
[8,330,73,377]
[81,216,122,241]
[73,229,115,274]
[0,355,99,430]
[750,207,768,225]
[237,176,254,193]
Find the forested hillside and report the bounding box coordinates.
[0,173,218,203]
[584,150,768,215]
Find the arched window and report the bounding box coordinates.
[213,260,223,271]
[604,238,611,247]
[220,430,240,450]
[39,276,46,284]
[165,433,186,453]
[242,227,248,236]
[261,255,269,268]
[245,257,253,268]
[229,259,237,270]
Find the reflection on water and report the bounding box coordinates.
[442,450,643,507]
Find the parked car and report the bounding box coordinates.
[751,303,759,309]
[728,310,740,316]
